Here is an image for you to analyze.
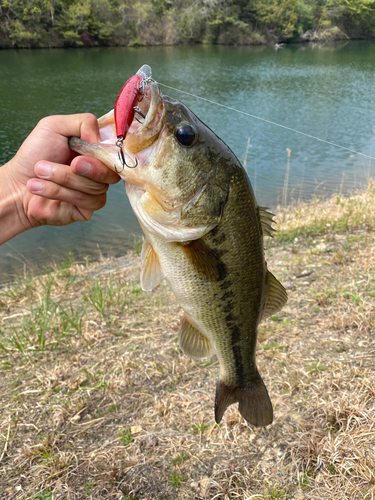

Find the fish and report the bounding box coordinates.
[69,67,287,427]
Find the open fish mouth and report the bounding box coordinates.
[124,81,165,156]
[96,80,165,160]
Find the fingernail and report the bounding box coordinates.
[36,161,51,178]
[75,160,92,175]
[29,180,43,193]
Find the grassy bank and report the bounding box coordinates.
[1,183,375,499]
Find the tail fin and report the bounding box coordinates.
[215,371,273,427]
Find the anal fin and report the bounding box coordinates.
[215,371,273,427]
[140,239,164,291]
[179,315,215,361]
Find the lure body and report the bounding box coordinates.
[114,74,143,141]
[113,64,153,170]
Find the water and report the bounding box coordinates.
[1,42,375,282]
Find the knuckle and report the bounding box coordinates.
[86,178,108,194]
[84,212,93,221]
[77,192,106,211]
[75,190,88,205]
[48,182,61,199]
[62,170,70,186]
[81,113,98,130]
[95,182,109,194]
[86,113,97,124]
[37,116,52,129]
[97,193,107,210]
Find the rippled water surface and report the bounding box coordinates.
[1,42,375,281]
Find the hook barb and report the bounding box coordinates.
[115,137,138,171]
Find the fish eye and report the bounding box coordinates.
[174,123,197,147]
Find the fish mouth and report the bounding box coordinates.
[124,81,165,155]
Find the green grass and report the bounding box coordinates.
[119,427,133,445]
[263,481,288,499]
[169,470,185,489]
[307,362,328,373]
[172,451,189,466]
[191,421,208,435]
[83,276,129,318]
[32,488,54,499]
[299,473,312,490]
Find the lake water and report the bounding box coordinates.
[1,42,375,282]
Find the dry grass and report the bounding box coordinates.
[1,183,375,499]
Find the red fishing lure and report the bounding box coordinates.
[114,64,152,144]
[114,65,152,171]
[114,73,143,142]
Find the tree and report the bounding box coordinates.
[254,0,299,36]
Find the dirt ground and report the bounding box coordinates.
[0,184,374,499]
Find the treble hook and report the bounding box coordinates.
[115,138,138,172]
[133,106,146,119]
[138,75,154,102]
[137,78,148,102]
[132,106,146,124]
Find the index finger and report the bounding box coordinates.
[39,113,101,144]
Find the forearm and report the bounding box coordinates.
[0,162,30,245]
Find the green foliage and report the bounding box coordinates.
[0,0,374,47]
[119,427,133,445]
[168,469,185,488]
[191,421,208,435]
[172,451,189,465]
[327,0,375,17]
[263,480,288,499]
[57,0,90,45]
[254,0,299,36]
[295,0,315,33]
[32,488,54,500]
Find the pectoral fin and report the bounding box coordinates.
[140,239,164,291]
[262,271,288,319]
[178,315,215,361]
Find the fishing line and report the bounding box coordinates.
[159,82,375,161]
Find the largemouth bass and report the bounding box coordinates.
[69,68,287,427]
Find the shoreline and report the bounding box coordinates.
[0,36,370,51]
[1,181,373,287]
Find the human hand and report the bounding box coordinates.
[2,114,120,238]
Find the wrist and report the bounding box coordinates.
[0,161,31,245]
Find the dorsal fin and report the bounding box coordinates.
[262,270,288,319]
[258,207,276,237]
[179,314,215,361]
[140,239,164,291]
